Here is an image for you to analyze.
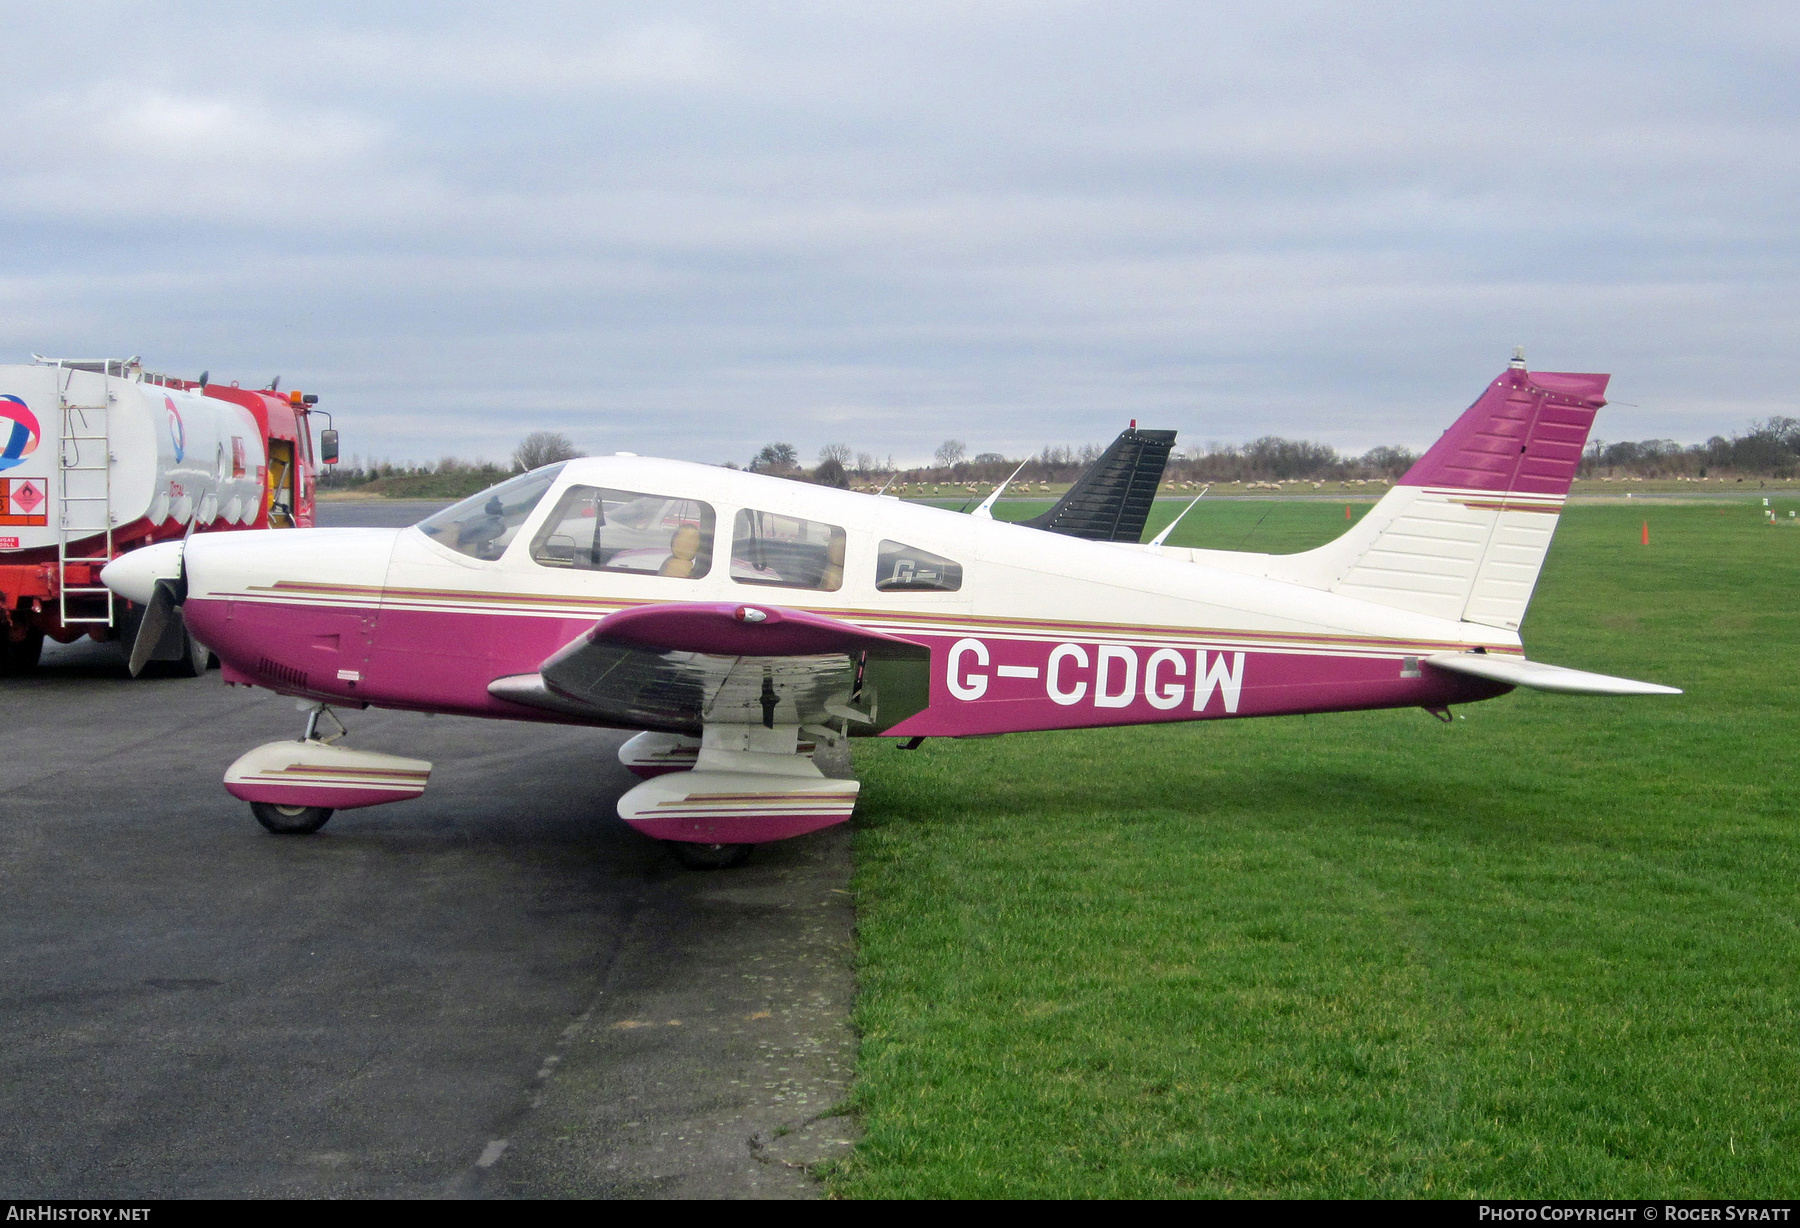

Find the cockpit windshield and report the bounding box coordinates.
[415,464,566,561]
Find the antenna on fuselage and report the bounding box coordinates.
[1147,485,1209,550]
[971,460,1030,520]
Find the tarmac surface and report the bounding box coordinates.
[0,506,859,1199]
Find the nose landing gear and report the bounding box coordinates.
[224,702,434,835]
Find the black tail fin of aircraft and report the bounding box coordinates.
[1023,426,1178,542]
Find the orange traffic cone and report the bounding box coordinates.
[1641,520,1649,545]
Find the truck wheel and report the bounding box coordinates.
[0,629,45,676]
[665,841,753,870]
[251,802,333,834]
[170,627,211,678]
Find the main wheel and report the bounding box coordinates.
[251,802,334,835]
[666,841,753,870]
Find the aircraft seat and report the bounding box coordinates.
[660,524,702,578]
[820,532,846,591]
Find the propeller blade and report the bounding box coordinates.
[172,514,197,600]
[129,579,178,677]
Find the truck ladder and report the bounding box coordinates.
[54,362,116,626]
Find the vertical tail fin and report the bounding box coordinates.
[1269,363,1607,630]
[1023,427,1178,542]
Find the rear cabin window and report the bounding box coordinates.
[876,541,963,592]
[730,509,845,592]
[416,465,565,561]
[529,486,715,578]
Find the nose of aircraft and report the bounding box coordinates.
[101,541,185,605]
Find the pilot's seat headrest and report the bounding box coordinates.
[820,531,846,591]
[660,524,702,578]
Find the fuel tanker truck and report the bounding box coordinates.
[0,356,337,675]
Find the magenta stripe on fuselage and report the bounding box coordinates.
[187,596,1511,735]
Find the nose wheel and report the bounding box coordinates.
[250,801,334,835]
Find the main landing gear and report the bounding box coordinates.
[667,841,754,870]
[615,724,861,871]
[250,802,334,835]
[223,703,434,836]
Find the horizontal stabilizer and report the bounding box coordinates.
[1425,652,1681,696]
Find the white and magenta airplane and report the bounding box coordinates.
[103,355,1677,868]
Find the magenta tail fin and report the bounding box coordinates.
[1400,364,1608,496]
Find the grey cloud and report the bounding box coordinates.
[0,1,1794,466]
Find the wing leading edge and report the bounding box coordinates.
[488,601,932,734]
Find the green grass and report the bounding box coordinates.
[836,502,1800,1198]
[985,496,1381,554]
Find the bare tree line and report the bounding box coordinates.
[1582,418,1800,478]
[739,437,1420,488]
[752,416,1800,489]
[320,416,1800,495]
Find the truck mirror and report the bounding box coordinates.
[320,429,339,465]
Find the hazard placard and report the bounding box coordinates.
[0,477,48,527]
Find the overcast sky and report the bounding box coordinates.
[1,2,1795,468]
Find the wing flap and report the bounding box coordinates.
[1425,652,1681,696]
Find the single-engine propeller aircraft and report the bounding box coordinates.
[103,354,1678,868]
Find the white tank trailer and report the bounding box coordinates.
[0,357,328,674]
[0,362,268,556]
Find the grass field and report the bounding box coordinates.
[836,498,1800,1198]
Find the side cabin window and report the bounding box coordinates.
[876,540,962,592]
[417,464,565,561]
[730,509,845,592]
[529,486,715,578]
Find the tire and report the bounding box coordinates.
[666,841,753,870]
[169,627,210,678]
[0,628,45,676]
[251,802,334,835]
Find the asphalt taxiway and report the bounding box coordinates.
[0,506,857,1199]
